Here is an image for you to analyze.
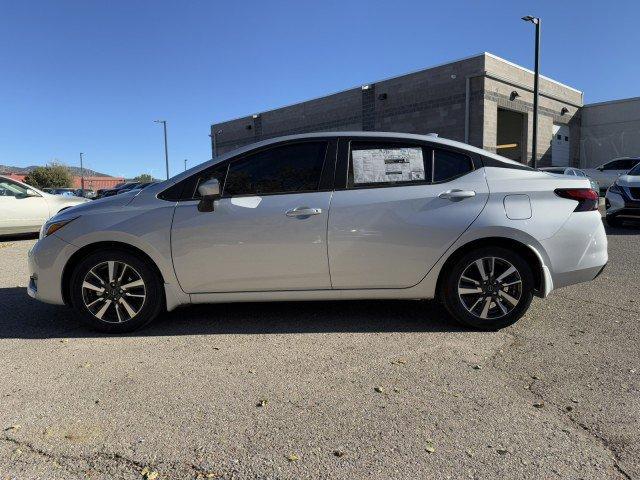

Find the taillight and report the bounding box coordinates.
[554,188,599,212]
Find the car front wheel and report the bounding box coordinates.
[69,249,164,333]
[440,247,534,330]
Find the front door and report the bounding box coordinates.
[328,140,489,289]
[171,140,334,293]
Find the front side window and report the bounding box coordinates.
[350,142,427,187]
[224,142,327,196]
[0,180,29,197]
[433,149,474,182]
[603,160,626,170]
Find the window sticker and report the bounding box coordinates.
[352,147,425,184]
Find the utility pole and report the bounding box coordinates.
[154,120,170,179]
[79,152,85,190]
[522,15,541,168]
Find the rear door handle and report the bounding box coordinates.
[438,189,476,201]
[285,207,323,218]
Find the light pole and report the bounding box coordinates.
[154,120,170,179]
[184,159,188,171]
[522,15,541,169]
[79,152,85,190]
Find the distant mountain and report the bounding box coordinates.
[0,164,111,177]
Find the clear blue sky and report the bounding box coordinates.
[0,0,636,178]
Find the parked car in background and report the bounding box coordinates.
[127,181,158,194]
[98,182,141,198]
[0,175,89,235]
[27,132,607,333]
[605,162,640,227]
[73,189,97,199]
[583,157,640,191]
[48,188,76,197]
[539,166,600,192]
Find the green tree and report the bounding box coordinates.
[24,162,73,189]
[134,173,154,183]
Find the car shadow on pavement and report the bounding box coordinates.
[0,233,38,242]
[0,287,464,339]
[602,219,640,235]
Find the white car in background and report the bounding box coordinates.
[583,157,640,191]
[27,132,607,333]
[0,176,89,236]
[605,162,640,227]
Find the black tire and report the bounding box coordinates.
[606,214,623,228]
[439,246,534,330]
[69,249,164,333]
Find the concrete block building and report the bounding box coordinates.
[211,52,584,167]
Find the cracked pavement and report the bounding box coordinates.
[1,220,638,479]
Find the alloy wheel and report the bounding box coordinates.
[81,261,146,323]
[457,256,522,320]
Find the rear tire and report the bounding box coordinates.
[69,249,164,333]
[606,214,623,228]
[439,246,534,330]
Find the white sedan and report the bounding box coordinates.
[0,175,89,236]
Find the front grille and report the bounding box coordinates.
[629,187,640,200]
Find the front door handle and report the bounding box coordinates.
[285,207,323,218]
[438,189,476,201]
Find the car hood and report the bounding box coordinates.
[616,175,640,187]
[49,190,137,222]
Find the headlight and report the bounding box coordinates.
[40,217,78,239]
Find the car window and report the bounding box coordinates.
[620,159,640,170]
[193,162,229,200]
[0,180,28,197]
[433,149,474,182]
[603,160,628,170]
[224,141,328,196]
[628,163,640,176]
[349,142,428,187]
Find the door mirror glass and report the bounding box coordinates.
[197,178,221,212]
[25,188,39,197]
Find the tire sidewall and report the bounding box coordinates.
[69,250,164,333]
[441,246,534,330]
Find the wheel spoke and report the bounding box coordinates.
[496,265,517,282]
[82,281,104,293]
[469,297,484,312]
[89,270,105,285]
[95,299,112,319]
[495,296,508,314]
[119,297,137,318]
[124,292,145,298]
[86,297,105,308]
[121,279,144,290]
[502,279,522,287]
[498,290,519,306]
[475,259,488,281]
[460,276,480,286]
[459,287,483,295]
[480,297,492,319]
[107,261,115,283]
[490,257,495,277]
[115,303,123,322]
[117,264,128,282]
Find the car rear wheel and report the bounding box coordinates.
[439,247,534,330]
[69,249,164,333]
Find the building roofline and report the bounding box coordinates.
[211,52,582,126]
[583,96,640,108]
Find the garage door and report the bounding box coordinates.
[552,124,570,166]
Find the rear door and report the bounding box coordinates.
[170,139,336,293]
[327,138,489,289]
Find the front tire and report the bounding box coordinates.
[69,249,164,333]
[439,247,534,330]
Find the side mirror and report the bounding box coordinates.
[197,178,221,212]
[26,189,39,197]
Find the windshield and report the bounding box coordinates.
[628,163,640,176]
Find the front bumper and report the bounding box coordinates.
[27,234,78,306]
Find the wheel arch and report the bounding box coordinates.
[61,241,166,307]
[435,236,546,298]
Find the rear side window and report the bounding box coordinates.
[350,142,427,187]
[224,142,327,196]
[433,149,474,182]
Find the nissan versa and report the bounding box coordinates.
[27,132,608,333]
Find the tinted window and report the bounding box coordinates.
[628,163,640,176]
[0,179,29,197]
[603,160,630,170]
[349,142,428,187]
[621,159,640,169]
[224,142,327,196]
[433,149,474,182]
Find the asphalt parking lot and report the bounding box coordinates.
[1,218,639,480]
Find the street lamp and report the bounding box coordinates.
[79,152,85,190]
[154,120,170,179]
[522,15,541,169]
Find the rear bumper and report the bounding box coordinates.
[605,190,640,217]
[539,211,608,290]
